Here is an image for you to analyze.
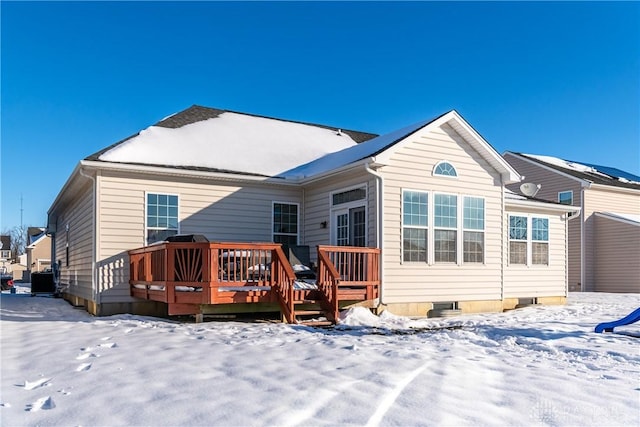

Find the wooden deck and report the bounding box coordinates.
[129,242,380,324]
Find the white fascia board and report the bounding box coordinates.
[505,198,581,214]
[373,113,450,165]
[505,152,592,188]
[48,162,82,216]
[446,111,521,184]
[594,212,640,226]
[79,160,299,187]
[297,157,378,185]
[375,110,521,184]
[27,234,48,249]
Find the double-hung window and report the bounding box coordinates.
[463,197,485,263]
[531,218,549,265]
[509,216,527,264]
[146,193,179,244]
[434,194,457,263]
[402,191,428,262]
[273,202,298,245]
[509,215,549,265]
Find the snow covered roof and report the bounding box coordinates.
[87,105,378,178]
[510,153,640,190]
[86,106,519,183]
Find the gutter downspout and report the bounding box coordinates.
[79,167,99,308]
[365,159,385,305]
[580,186,586,292]
[566,207,582,296]
[501,180,506,302]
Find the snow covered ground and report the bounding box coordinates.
[1,284,638,426]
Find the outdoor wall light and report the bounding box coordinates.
[320,221,327,229]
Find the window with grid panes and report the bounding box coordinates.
[402,190,428,262]
[463,196,485,263]
[273,203,298,246]
[434,194,457,263]
[146,193,179,244]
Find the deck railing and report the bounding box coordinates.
[316,245,381,322]
[129,242,380,321]
[130,242,297,313]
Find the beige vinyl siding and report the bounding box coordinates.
[593,214,640,293]
[303,169,377,264]
[54,181,95,301]
[503,153,583,291]
[29,236,52,272]
[584,187,640,291]
[380,124,504,303]
[503,206,568,298]
[97,170,301,302]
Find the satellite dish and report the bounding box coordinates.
[520,182,541,197]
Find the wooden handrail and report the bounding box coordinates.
[317,245,381,319]
[271,246,297,324]
[317,247,340,323]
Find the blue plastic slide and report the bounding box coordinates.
[595,307,640,333]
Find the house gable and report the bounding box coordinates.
[284,110,520,184]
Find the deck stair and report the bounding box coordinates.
[292,289,335,326]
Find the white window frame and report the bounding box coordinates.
[462,196,485,264]
[508,213,550,267]
[145,192,180,245]
[531,216,550,266]
[329,184,367,247]
[558,190,573,205]
[401,189,429,263]
[272,201,300,245]
[432,161,458,178]
[434,193,458,264]
[330,184,367,208]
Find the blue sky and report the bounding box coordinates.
[1,1,639,231]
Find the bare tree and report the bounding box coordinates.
[9,225,27,261]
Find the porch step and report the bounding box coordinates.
[295,299,321,304]
[297,319,333,327]
[295,309,324,316]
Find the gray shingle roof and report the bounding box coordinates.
[514,153,640,191]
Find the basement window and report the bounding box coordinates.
[433,302,458,311]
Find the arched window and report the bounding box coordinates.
[433,161,457,177]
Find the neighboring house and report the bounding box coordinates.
[503,152,640,293]
[25,227,52,281]
[48,106,578,318]
[0,235,12,263]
